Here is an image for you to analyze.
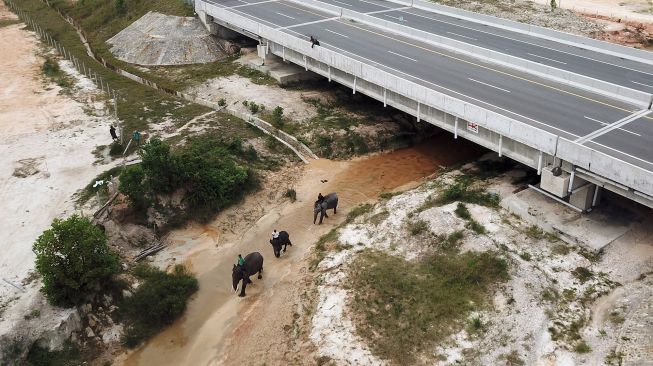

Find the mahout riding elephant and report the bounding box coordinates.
[232,252,264,297]
[313,192,338,224]
[269,231,292,258]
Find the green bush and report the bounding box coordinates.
[121,265,198,347]
[114,0,126,14]
[248,102,259,114]
[271,106,284,127]
[140,138,181,194]
[217,98,226,107]
[438,181,500,208]
[119,165,148,209]
[454,202,471,220]
[33,215,120,307]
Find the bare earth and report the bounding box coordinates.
[531,0,653,23]
[0,0,118,346]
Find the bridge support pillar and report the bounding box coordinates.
[417,102,421,122]
[353,76,357,94]
[328,66,331,82]
[498,135,503,157]
[383,88,387,107]
[454,116,458,138]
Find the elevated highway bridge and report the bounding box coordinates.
[195,0,653,210]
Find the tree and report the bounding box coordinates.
[33,215,120,307]
[550,0,557,10]
[140,138,181,194]
[119,165,148,209]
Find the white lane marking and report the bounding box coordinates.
[588,141,653,169]
[446,31,477,41]
[383,14,407,22]
[282,27,579,139]
[584,116,642,136]
[468,78,511,93]
[631,80,653,89]
[230,0,278,8]
[275,12,295,19]
[281,16,340,30]
[330,0,351,6]
[400,7,653,78]
[324,28,349,38]
[388,50,418,62]
[366,6,411,15]
[527,53,567,65]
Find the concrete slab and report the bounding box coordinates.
[247,54,321,85]
[502,187,632,252]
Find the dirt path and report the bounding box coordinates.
[116,135,483,365]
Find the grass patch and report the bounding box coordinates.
[119,264,198,347]
[454,202,471,220]
[76,166,123,204]
[574,340,592,354]
[466,219,487,235]
[311,228,339,271]
[379,191,402,199]
[0,18,22,28]
[519,252,532,261]
[524,225,545,240]
[407,219,429,236]
[346,203,373,223]
[26,342,98,366]
[236,65,276,85]
[435,178,500,208]
[572,267,594,283]
[350,250,509,364]
[42,57,72,89]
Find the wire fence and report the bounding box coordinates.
[3,0,124,141]
[3,0,317,162]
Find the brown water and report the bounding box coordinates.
[118,134,483,366]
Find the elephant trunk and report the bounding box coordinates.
[313,209,318,224]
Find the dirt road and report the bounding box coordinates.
[117,135,483,365]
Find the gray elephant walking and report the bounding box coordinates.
[314,192,338,224]
[232,252,264,297]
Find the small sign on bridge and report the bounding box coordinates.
[467,121,479,134]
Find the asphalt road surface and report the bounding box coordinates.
[208,0,653,171]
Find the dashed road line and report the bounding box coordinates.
[527,53,567,65]
[325,28,349,38]
[388,50,417,62]
[468,78,511,93]
[446,31,477,41]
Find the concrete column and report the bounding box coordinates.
[353,76,357,94]
[328,66,331,82]
[592,185,601,207]
[498,135,503,157]
[454,116,458,139]
[416,102,421,122]
[282,46,286,61]
[383,88,387,107]
[537,151,543,175]
[304,55,307,71]
[568,170,576,194]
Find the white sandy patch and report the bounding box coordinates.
[0,16,117,348]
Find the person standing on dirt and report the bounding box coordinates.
[109,125,118,141]
[132,131,141,146]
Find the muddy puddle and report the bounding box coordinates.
[118,133,484,366]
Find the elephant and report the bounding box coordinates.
[269,231,292,258]
[232,252,264,297]
[313,192,338,224]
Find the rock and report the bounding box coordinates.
[103,294,112,307]
[80,303,92,316]
[122,289,133,299]
[88,317,97,328]
[101,324,124,344]
[36,309,82,351]
[85,327,95,338]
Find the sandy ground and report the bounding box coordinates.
[0,0,118,347]
[112,135,483,365]
[309,168,653,365]
[531,0,653,23]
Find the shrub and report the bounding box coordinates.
[519,252,532,261]
[346,203,373,223]
[33,215,120,307]
[271,106,284,127]
[121,265,198,347]
[217,98,226,107]
[248,102,259,114]
[119,165,148,209]
[574,341,591,354]
[140,138,181,194]
[109,141,123,156]
[454,202,471,220]
[408,219,429,236]
[115,0,126,14]
[438,181,500,208]
[284,188,297,202]
[467,219,487,234]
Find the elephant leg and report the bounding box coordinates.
[239,281,247,297]
[258,268,263,279]
[334,205,337,214]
